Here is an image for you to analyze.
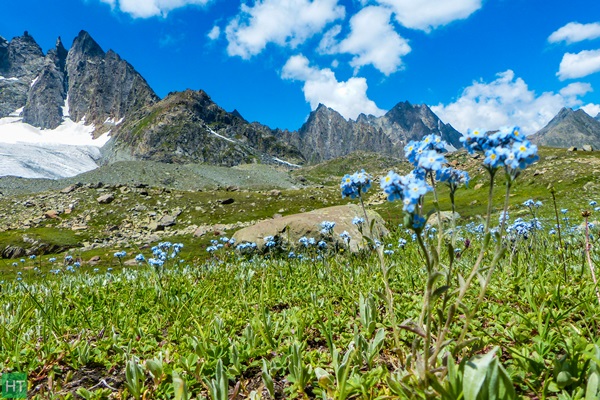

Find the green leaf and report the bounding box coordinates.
[172,371,189,400]
[463,347,497,400]
[586,371,599,400]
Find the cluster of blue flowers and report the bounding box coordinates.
[114,250,127,258]
[341,170,372,198]
[320,221,336,235]
[236,242,257,251]
[380,134,469,228]
[147,241,184,267]
[461,127,538,175]
[264,236,277,248]
[352,216,364,226]
[506,217,542,239]
[299,236,317,247]
[523,199,543,208]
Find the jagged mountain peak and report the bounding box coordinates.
[70,30,105,59]
[595,112,600,121]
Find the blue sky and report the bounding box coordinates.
[2,0,600,134]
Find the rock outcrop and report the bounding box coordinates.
[22,38,68,129]
[232,204,388,252]
[0,31,45,118]
[65,31,158,132]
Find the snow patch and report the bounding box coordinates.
[273,157,301,168]
[30,75,39,87]
[9,107,23,117]
[208,128,235,143]
[0,113,111,178]
[0,143,102,179]
[62,96,70,118]
[0,115,109,147]
[104,116,124,125]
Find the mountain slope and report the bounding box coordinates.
[105,89,305,166]
[530,108,600,149]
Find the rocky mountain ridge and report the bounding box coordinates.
[285,102,463,163]
[530,107,600,150]
[1,29,463,170]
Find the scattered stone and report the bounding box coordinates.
[473,183,484,190]
[71,225,88,231]
[61,183,81,194]
[158,215,177,228]
[269,189,282,197]
[219,198,235,205]
[97,193,115,204]
[88,256,101,264]
[546,155,558,160]
[568,147,577,152]
[583,144,593,152]
[44,210,60,219]
[2,245,26,259]
[426,211,461,226]
[226,185,240,192]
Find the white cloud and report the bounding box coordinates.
[103,0,210,18]
[376,0,482,32]
[317,25,342,54]
[225,0,345,59]
[282,54,385,119]
[557,49,600,80]
[207,25,221,40]
[559,81,593,97]
[431,70,600,135]
[335,6,411,75]
[548,22,600,45]
[581,103,600,118]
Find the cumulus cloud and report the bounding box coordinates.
[225,0,345,59]
[548,22,600,45]
[375,0,482,31]
[282,54,385,119]
[431,70,600,135]
[581,103,600,118]
[100,0,210,18]
[207,25,221,40]
[557,49,600,80]
[335,6,411,75]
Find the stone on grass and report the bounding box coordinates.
[97,193,115,204]
[232,204,387,252]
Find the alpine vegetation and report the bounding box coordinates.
[6,127,600,399]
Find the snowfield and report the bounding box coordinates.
[0,108,110,179]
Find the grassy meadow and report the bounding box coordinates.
[1,147,600,399]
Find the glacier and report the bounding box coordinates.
[0,106,110,179]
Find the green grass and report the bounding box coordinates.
[2,146,600,398]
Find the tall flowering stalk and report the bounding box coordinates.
[379,128,538,392]
[340,169,404,356]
